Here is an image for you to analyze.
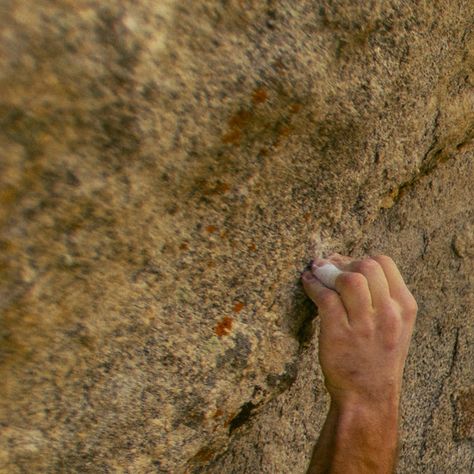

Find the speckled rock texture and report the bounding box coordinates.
[0,1,473,473]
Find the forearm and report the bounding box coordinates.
[307,396,400,474]
[307,403,338,473]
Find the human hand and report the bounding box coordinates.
[301,254,417,408]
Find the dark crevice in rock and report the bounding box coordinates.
[391,122,474,208]
[266,362,298,392]
[391,146,455,206]
[228,401,256,434]
[296,310,316,347]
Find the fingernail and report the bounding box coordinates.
[301,271,313,281]
[312,258,327,268]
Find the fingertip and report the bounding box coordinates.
[301,270,316,282]
[302,270,320,290]
[303,273,340,305]
[311,258,330,271]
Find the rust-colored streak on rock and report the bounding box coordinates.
[224,412,236,427]
[215,182,230,194]
[233,302,244,312]
[198,179,230,196]
[228,110,252,129]
[273,125,292,147]
[272,58,286,75]
[252,87,268,104]
[222,110,253,145]
[205,225,217,233]
[215,316,233,337]
[191,446,215,463]
[222,129,241,144]
[289,103,302,113]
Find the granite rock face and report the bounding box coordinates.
[0,1,473,473]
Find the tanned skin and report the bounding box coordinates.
[301,254,417,474]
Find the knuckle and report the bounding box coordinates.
[407,296,419,314]
[387,293,418,321]
[379,302,400,320]
[355,258,380,274]
[318,292,335,306]
[403,308,417,322]
[340,272,367,289]
[372,254,395,267]
[317,292,341,311]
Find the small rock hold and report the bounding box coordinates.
[452,224,474,258]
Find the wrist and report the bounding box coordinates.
[331,395,400,426]
[330,391,400,435]
[330,389,401,414]
[330,394,400,451]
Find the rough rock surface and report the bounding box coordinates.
[0,1,473,473]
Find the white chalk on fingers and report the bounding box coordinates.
[313,263,343,290]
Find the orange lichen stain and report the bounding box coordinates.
[205,225,217,234]
[273,125,293,147]
[222,129,241,145]
[252,87,268,104]
[248,242,257,251]
[179,242,189,250]
[192,447,215,463]
[198,179,230,196]
[222,110,252,145]
[303,212,311,222]
[290,103,302,113]
[215,316,233,337]
[211,410,225,432]
[229,110,252,128]
[215,182,230,194]
[233,302,245,313]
